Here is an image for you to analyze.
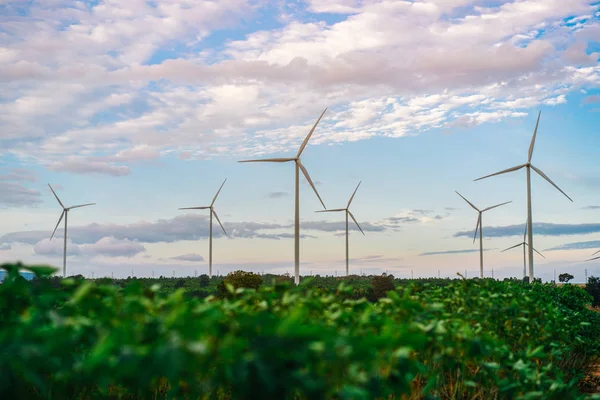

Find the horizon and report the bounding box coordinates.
[1,0,599,283]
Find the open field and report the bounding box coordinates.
[2,263,600,399]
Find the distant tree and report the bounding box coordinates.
[217,270,263,298]
[585,276,600,307]
[198,274,210,287]
[369,274,395,302]
[175,279,186,289]
[559,273,574,283]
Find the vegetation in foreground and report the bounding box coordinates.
[1,263,600,399]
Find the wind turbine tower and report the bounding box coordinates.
[239,109,328,285]
[48,184,96,277]
[455,191,511,278]
[179,179,228,278]
[501,222,546,279]
[315,181,365,276]
[474,112,573,281]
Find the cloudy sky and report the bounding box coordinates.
[1,0,599,282]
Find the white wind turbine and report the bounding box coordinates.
[315,181,365,276]
[501,222,546,279]
[474,111,573,281]
[455,191,511,278]
[239,109,328,285]
[48,184,96,277]
[179,179,228,279]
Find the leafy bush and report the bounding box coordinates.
[586,276,600,307]
[560,273,575,283]
[217,270,262,298]
[198,274,210,287]
[2,263,600,399]
[369,273,394,301]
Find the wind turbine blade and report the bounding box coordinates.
[523,222,527,242]
[297,108,327,158]
[501,243,523,252]
[473,214,481,244]
[474,164,527,182]
[179,206,211,210]
[528,111,541,163]
[211,178,227,206]
[315,209,346,213]
[238,158,296,163]
[481,201,512,213]
[298,161,326,209]
[68,203,96,210]
[50,211,65,240]
[48,184,65,208]
[212,209,227,236]
[587,256,600,262]
[348,210,365,236]
[530,165,573,202]
[455,191,479,212]
[532,247,546,259]
[347,181,362,208]
[592,249,600,256]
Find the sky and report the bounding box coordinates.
[1,0,599,282]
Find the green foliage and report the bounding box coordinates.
[560,273,575,283]
[586,276,600,308]
[217,270,263,298]
[1,263,600,399]
[370,273,394,301]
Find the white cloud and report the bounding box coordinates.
[0,0,599,168]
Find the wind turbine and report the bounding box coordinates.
[455,191,511,278]
[48,184,96,277]
[179,179,228,279]
[474,111,573,281]
[239,109,328,285]
[315,181,365,276]
[501,222,546,278]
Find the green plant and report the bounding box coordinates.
[560,273,575,283]
[217,270,263,298]
[586,276,600,308]
[2,262,600,399]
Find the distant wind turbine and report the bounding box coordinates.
[501,222,545,279]
[474,111,573,281]
[315,181,365,276]
[179,179,228,279]
[239,109,328,285]
[455,191,511,278]
[48,184,96,277]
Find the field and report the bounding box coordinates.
[2,263,600,399]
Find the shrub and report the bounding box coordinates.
[559,273,574,283]
[369,273,394,301]
[198,274,210,287]
[217,270,262,298]
[586,276,600,307]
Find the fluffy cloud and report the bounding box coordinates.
[0,208,436,247]
[267,191,289,199]
[171,253,205,262]
[0,169,42,207]
[1,0,598,172]
[454,222,600,238]
[420,249,491,256]
[34,238,82,257]
[83,237,146,258]
[33,236,144,258]
[545,240,600,251]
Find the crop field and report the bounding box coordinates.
[2,263,600,400]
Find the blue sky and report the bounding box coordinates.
[1,0,599,282]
